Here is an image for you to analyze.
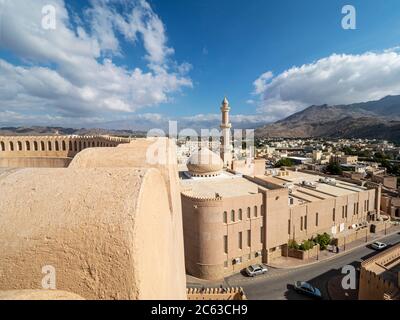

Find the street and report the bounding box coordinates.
[223,232,400,300]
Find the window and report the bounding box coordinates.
[223,211,227,223]
[300,217,303,231]
[345,205,348,218]
[288,219,291,235]
[261,205,264,216]
[247,230,251,247]
[254,206,258,217]
[260,227,264,243]
[238,209,242,221]
[231,210,235,222]
[342,206,345,219]
[247,207,251,219]
[223,236,228,254]
[304,216,307,230]
[224,261,228,268]
[333,208,336,222]
[316,213,319,227]
[238,232,242,249]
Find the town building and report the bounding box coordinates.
[180,99,383,280]
[359,243,400,300]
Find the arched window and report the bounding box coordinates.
[34,141,38,151]
[55,141,59,151]
[231,210,235,222]
[62,141,66,151]
[48,141,52,151]
[74,141,78,151]
[9,141,14,151]
[69,141,73,151]
[25,141,30,151]
[17,141,22,151]
[83,141,86,149]
[254,206,258,217]
[238,209,242,220]
[92,141,95,147]
[247,207,251,219]
[0,141,5,151]
[79,141,82,151]
[40,141,45,151]
[223,211,227,223]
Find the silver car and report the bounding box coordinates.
[371,241,387,250]
[245,264,268,277]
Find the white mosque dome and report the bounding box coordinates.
[187,148,223,177]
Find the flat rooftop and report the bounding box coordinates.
[181,171,261,198]
[180,169,370,203]
[256,171,368,205]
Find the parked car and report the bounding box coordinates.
[245,264,268,277]
[293,281,322,299]
[370,241,388,250]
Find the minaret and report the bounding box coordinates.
[220,97,232,167]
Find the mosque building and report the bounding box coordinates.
[180,98,383,280]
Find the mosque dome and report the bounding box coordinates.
[187,148,223,177]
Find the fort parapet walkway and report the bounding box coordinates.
[0,135,131,167]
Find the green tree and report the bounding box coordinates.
[275,158,294,168]
[299,239,315,251]
[313,233,331,250]
[325,162,343,175]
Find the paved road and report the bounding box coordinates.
[224,232,400,300]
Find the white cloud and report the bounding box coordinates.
[0,0,192,122]
[253,51,400,121]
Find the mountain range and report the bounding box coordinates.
[255,95,400,142]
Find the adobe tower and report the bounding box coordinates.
[220,97,232,167]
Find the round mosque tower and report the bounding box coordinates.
[187,147,223,177]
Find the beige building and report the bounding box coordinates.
[359,243,400,300]
[181,166,381,280]
[371,174,397,190]
[336,155,358,165]
[180,99,381,281]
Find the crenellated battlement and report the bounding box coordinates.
[186,287,246,300]
[181,191,223,202]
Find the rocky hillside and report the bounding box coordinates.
[255,95,400,142]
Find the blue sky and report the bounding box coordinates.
[1,0,400,130]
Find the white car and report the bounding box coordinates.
[245,264,268,277]
[371,241,387,250]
